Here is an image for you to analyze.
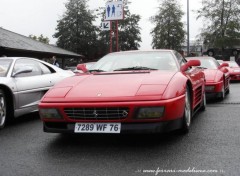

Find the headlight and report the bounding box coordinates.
[136,107,164,119]
[39,108,63,119]
[205,86,215,91]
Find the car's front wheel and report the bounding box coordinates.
[200,91,206,111]
[0,89,6,129]
[181,86,192,133]
[219,84,225,100]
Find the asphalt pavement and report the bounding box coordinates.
[0,83,240,176]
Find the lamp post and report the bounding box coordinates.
[187,0,190,56]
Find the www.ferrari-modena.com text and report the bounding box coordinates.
[136,167,225,175]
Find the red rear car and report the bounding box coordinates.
[187,56,230,100]
[39,50,206,134]
[223,61,240,81]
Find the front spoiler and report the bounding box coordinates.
[43,118,183,134]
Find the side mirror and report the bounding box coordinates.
[76,64,88,73]
[219,63,229,73]
[181,60,201,72]
[12,67,33,77]
[218,63,229,69]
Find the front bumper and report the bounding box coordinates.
[43,118,183,134]
[206,92,222,99]
[205,81,224,99]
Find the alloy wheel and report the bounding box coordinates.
[184,89,191,127]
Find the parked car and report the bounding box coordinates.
[0,57,74,129]
[203,48,240,58]
[187,56,230,100]
[39,50,206,134]
[223,61,240,81]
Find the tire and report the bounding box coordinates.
[200,91,206,111]
[181,86,192,133]
[225,78,230,95]
[0,89,7,129]
[226,87,230,95]
[219,84,225,100]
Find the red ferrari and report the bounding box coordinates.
[39,50,206,134]
[223,61,240,81]
[187,56,230,100]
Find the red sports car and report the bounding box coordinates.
[187,56,230,100]
[39,50,206,134]
[223,61,240,81]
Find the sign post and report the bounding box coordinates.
[110,21,112,53]
[105,0,124,53]
[116,20,118,52]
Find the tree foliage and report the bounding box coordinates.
[117,1,141,51]
[98,0,141,54]
[29,34,50,44]
[150,0,185,50]
[53,0,97,60]
[197,0,240,48]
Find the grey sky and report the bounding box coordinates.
[0,0,202,50]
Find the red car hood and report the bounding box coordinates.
[44,71,177,101]
[203,69,218,81]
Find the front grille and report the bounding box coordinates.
[64,107,129,120]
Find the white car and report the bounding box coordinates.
[0,57,74,129]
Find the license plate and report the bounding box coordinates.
[74,123,121,133]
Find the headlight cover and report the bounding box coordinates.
[39,108,63,119]
[136,107,164,119]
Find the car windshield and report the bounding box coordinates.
[89,51,178,72]
[199,58,219,69]
[227,61,239,68]
[0,59,13,77]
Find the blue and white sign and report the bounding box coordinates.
[105,1,124,21]
[101,21,111,31]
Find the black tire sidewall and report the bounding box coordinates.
[182,86,192,133]
[0,89,6,129]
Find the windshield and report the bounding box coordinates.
[89,51,178,72]
[86,62,95,70]
[199,58,219,69]
[0,59,13,77]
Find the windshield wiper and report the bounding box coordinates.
[88,69,105,73]
[114,66,158,71]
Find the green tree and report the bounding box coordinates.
[29,34,50,44]
[197,0,240,49]
[98,0,141,54]
[53,0,98,60]
[151,0,185,50]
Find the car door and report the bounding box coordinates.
[175,52,204,106]
[12,58,54,110]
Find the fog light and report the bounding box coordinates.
[39,108,62,119]
[136,107,164,119]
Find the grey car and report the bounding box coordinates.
[0,57,74,129]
